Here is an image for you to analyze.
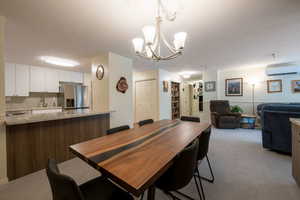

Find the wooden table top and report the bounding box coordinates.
[70,119,211,196]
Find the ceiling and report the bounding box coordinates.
[0,0,300,74]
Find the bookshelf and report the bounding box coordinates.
[171,82,180,120]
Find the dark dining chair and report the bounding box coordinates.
[141,139,202,200]
[180,116,200,122]
[46,159,133,200]
[106,125,130,135]
[138,119,154,127]
[194,127,214,200]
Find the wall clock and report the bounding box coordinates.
[96,64,104,80]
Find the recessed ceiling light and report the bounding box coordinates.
[182,74,191,79]
[40,56,80,67]
[179,71,195,79]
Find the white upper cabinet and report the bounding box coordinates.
[15,64,30,96]
[59,70,83,83]
[5,64,83,95]
[71,71,83,83]
[45,68,59,93]
[30,66,46,92]
[5,63,16,96]
[5,63,30,96]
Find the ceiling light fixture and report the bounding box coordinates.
[132,0,187,61]
[40,56,80,67]
[179,71,194,79]
[182,74,191,79]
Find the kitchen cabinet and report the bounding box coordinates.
[6,63,84,94]
[72,71,83,83]
[5,63,15,96]
[15,64,30,96]
[45,68,59,93]
[291,119,300,186]
[5,63,30,96]
[59,70,83,83]
[30,66,46,92]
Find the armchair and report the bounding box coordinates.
[210,100,241,129]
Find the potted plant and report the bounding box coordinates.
[231,105,244,113]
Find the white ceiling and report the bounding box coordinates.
[0,0,300,74]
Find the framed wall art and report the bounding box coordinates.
[291,80,300,93]
[267,80,282,93]
[116,77,128,93]
[225,78,243,96]
[204,81,216,92]
[163,80,169,92]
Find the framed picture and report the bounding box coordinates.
[291,80,300,93]
[204,81,216,92]
[163,81,169,92]
[225,78,243,96]
[267,80,282,93]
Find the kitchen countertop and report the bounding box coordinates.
[6,106,63,112]
[290,118,300,126]
[5,109,113,126]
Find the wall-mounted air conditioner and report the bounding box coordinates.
[266,63,300,76]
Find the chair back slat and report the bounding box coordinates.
[106,125,130,135]
[138,119,154,126]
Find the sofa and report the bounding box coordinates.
[259,103,300,154]
[210,100,241,129]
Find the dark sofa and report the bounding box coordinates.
[259,103,300,153]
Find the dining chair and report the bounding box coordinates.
[194,127,214,200]
[180,116,200,122]
[138,119,154,126]
[46,159,134,200]
[106,125,130,135]
[141,139,202,200]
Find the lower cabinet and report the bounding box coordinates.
[291,120,300,186]
[6,114,109,180]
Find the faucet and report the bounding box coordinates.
[40,95,48,107]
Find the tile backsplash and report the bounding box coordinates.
[6,93,59,110]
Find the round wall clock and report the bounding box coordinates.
[96,64,104,80]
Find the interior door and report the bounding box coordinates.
[135,80,157,123]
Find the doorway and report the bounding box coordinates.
[135,79,158,123]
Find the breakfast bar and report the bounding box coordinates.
[5,110,111,180]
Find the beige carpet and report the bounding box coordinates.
[0,128,299,200]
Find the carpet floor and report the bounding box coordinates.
[0,128,299,200]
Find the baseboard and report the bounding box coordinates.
[0,177,8,185]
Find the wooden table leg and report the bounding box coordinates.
[147,185,156,200]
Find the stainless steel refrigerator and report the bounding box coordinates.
[59,83,89,109]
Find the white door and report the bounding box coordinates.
[45,68,59,93]
[181,83,191,116]
[15,64,30,96]
[135,80,157,123]
[5,63,16,96]
[30,66,45,92]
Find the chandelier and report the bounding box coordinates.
[132,0,187,61]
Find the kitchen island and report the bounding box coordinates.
[5,110,111,180]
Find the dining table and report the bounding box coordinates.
[69,119,211,200]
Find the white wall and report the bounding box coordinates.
[217,66,300,113]
[109,53,133,128]
[91,53,109,112]
[202,69,218,122]
[0,16,7,184]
